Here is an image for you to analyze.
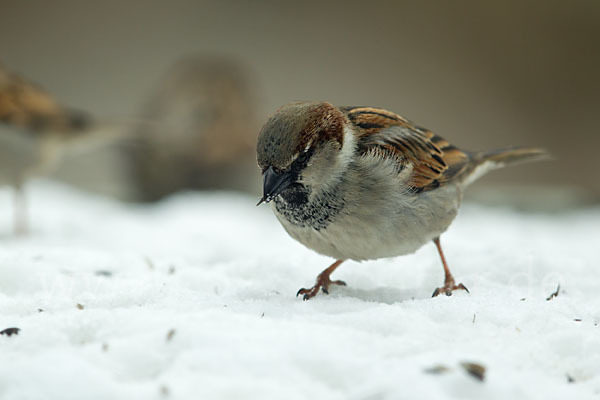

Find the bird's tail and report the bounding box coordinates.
[461,147,550,187]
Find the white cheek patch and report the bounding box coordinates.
[305,126,356,193]
[299,126,357,194]
[337,126,357,167]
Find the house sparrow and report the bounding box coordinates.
[256,102,548,300]
[0,64,92,234]
[126,56,260,201]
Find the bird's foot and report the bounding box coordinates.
[432,280,469,297]
[297,273,346,301]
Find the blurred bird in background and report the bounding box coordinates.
[124,56,261,201]
[0,64,92,235]
[0,64,126,235]
[0,55,262,224]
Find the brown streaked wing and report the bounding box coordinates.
[341,106,410,134]
[342,106,470,192]
[0,65,73,134]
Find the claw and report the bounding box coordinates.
[296,259,346,301]
[297,287,317,301]
[432,282,469,298]
[297,279,347,300]
[431,238,469,298]
[297,286,319,300]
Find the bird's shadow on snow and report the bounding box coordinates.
[335,286,427,304]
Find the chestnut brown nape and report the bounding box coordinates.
[294,102,345,152]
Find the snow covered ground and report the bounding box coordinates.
[0,181,598,400]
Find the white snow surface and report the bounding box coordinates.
[0,181,599,400]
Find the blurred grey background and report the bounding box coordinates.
[1,0,598,207]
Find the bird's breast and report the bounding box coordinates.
[273,184,345,231]
[270,177,461,261]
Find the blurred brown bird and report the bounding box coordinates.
[126,56,260,201]
[0,64,100,234]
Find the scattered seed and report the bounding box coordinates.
[567,374,575,383]
[38,308,44,312]
[0,327,20,336]
[144,256,155,270]
[546,284,560,301]
[166,329,176,342]
[160,385,170,397]
[77,303,84,310]
[424,365,451,375]
[461,362,486,382]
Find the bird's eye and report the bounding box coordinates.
[297,152,308,164]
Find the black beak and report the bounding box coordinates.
[257,166,294,206]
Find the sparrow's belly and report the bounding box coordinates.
[273,184,461,261]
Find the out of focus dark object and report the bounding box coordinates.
[126,56,260,201]
[424,361,486,381]
[546,284,560,301]
[0,327,20,336]
[460,362,486,382]
[0,64,92,234]
[424,365,451,375]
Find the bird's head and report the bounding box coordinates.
[256,102,355,205]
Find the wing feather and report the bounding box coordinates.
[342,106,470,192]
[0,65,89,134]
